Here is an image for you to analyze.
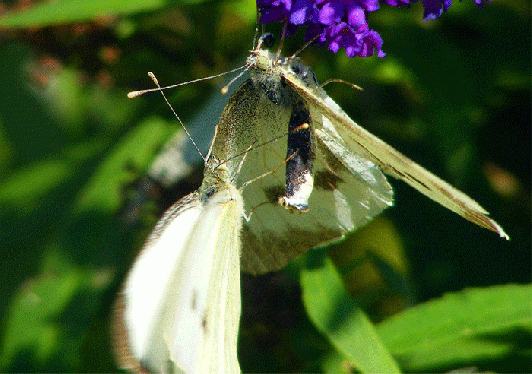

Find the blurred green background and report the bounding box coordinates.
[0,0,530,372]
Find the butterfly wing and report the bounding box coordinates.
[282,70,508,240]
[186,183,242,374]
[114,174,242,373]
[211,79,393,274]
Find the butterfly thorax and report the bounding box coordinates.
[199,160,233,202]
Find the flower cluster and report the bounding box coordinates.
[257,0,492,58]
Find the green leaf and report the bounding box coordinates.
[0,117,176,372]
[301,248,401,374]
[377,284,532,372]
[0,0,167,28]
[71,116,174,214]
[0,246,110,371]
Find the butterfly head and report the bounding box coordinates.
[247,37,319,92]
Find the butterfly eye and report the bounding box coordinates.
[310,72,318,85]
[290,64,318,85]
[290,65,301,75]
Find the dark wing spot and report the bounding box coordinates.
[264,185,285,204]
[314,170,344,191]
[202,313,208,333]
[191,290,198,311]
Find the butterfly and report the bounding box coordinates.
[113,159,243,374]
[209,34,508,275]
[113,33,508,373]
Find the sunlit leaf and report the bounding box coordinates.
[0,0,167,28]
[378,284,532,372]
[301,248,401,373]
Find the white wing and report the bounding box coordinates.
[279,65,508,240]
[114,169,243,374]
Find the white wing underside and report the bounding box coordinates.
[118,183,242,373]
[281,70,508,241]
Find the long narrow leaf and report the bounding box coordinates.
[301,248,401,373]
[0,0,166,28]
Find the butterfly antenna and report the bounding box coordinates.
[148,72,207,163]
[290,34,319,60]
[274,20,288,64]
[252,7,260,50]
[321,78,363,91]
[221,66,251,95]
[127,66,245,98]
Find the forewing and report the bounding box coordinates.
[114,186,242,373]
[114,192,201,372]
[284,72,508,240]
[195,189,242,374]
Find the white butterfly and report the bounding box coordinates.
[209,35,508,275]
[114,159,242,374]
[113,33,508,373]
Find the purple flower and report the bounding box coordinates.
[473,0,491,8]
[258,0,386,58]
[421,0,452,21]
[381,0,411,7]
[257,0,491,57]
[257,0,293,23]
[321,22,385,57]
[290,0,319,24]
